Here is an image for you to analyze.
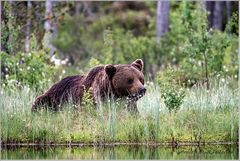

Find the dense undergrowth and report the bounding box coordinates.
[1,80,238,144]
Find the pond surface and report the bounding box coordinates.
[1,144,238,160]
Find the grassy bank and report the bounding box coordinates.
[0,82,238,144]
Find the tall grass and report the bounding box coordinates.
[0,81,238,144]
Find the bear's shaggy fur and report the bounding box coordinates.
[32,59,146,112]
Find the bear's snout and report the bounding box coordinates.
[139,86,146,95]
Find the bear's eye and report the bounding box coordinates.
[127,79,134,84]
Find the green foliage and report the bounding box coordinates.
[161,86,185,114]
[180,5,231,80]
[157,2,238,87]
[156,68,186,114]
[49,1,238,82]
[102,29,114,64]
[225,12,239,35]
[87,57,102,69]
[1,50,56,90]
[52,10,160,72]
[1,2,22,54]
[81,87,94,110]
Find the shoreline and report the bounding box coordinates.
[1,141,239,148]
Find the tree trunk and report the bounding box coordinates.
[156,0,170,42]
[8,0,14,54]
[203,51,210,90]
[226,1,232,22]
[44,0,57,56]
[226,1,232,34]
[25,1,32,53]
[75,1,82,15]
[44,0,53,32]
[205,1,214,29]
[212,2,222,30]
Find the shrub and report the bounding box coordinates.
[157,2,238,87]
[1,50,57,90]
[156,68,186,114]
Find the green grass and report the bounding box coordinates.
[0,81,238,144]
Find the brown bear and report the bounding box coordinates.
[32,59,146,112]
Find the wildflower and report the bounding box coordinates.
[61,58,68,65]
[198,61,202,66]
[5,68,8,71]
[27,66,30,70]
[5,74,9,78]
[149,81,154,86]
[221,78,225,83]
[62,70,66,74]
[9,79,15,84]
[50,55,61,66]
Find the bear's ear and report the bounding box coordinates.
[105,64,116,79]
[131,59,144,72]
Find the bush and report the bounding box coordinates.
[157,2,238,87]
[1,50,57,90]
[156,68,186,114]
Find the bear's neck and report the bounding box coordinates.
[82,66,116,101]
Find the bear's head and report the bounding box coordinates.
[105,59,146,101]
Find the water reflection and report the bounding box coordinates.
[1,144,238,160]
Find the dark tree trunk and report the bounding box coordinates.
[156,0,170,42]
[205,1,214,28]
[212,2,223,30]
[205,1,228,31]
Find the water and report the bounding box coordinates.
[1,144,238,160]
